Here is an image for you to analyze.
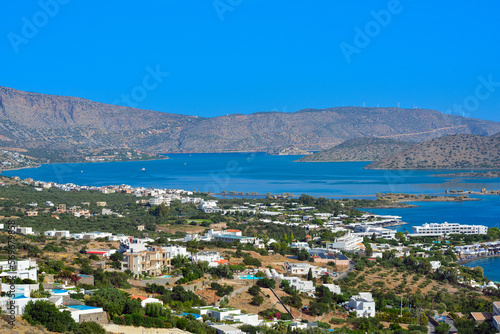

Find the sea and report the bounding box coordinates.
[2,152,500,278]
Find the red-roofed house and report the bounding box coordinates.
[131,295,163,308]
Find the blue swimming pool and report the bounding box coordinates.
[180,312,201,319]
[239,275,263,280]
[51,289,68,294]
[68,305,100,311]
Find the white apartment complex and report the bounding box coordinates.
[412,222,488,236]
[326,232,364,252]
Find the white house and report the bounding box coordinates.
[323,284,342,295]
[195,306,260,326]
[14,226,33,235]
[285,262,328,278]
[44,230,71,238]
[347,292,376,317]
[163,245,190,258]
[200,201,222,213]
[290,242,310,250]
[282,277,315,293]
[131,295,163,308]
[0,259,38,281]
[192,251,224,267]
[430,261,441,271]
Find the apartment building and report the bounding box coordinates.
[412,222,488,236]
[121,245,171,276]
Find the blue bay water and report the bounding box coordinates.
[3,153,500,197]
[2,153,500,278]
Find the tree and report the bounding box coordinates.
[435,323,450,334]
[251,295,264,306]
[309,302,329,316]
[74,321,106,334]
[307,268,313,281]
[110,252,124,262]
[248,285,261,296]
[23,300,78,332]
[395,231,405,242]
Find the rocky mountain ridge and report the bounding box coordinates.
[1,86,500,155]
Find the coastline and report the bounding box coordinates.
[457,253,500,265]
[0,156,167,174]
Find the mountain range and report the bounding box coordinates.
[1,85,500,154]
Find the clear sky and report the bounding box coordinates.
[1,0,500,121]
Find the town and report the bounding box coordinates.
[1,175,500,334]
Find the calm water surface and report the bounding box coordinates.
[2,153,500,278]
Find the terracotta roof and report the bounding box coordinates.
[493,301,500,308]
[226,229,241,232]
[470,312,493,322]
[131,295,148,301]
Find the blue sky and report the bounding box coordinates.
[1,0,500,121]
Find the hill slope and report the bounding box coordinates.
[365,134,500,169]
[1,86,500,154]
[297,137,415,162]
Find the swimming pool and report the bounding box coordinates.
[239,275,263,280]
[68,305,101,311]
[180,312,201,319]
[51,289,68,294]
[161,275,171,278]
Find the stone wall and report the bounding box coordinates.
[79,311,109,324]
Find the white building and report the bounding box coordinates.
[131,295,163,307]
[290,242,310,250]
[323,284,342,295]
[347,292,376,318]
[14,226,33,235]
[192,251,223,267]
[285,262,328,278]
[0,259,38,281]
[195,306,260,326]
[412,222,488,236]
[326,232,364,252]
[211,324,243,334]
[208,229,255,244]
[149,196,171,206]
[354,226,396,239]
[119,237,149,253]
[163,245,190,258]
[282,276,315,293]
[492,301,500,331]
[44,230,71,238]
[200,201,222,213]
[430,261,441,271]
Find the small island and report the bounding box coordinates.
[433,171,500,178]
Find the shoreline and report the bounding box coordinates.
[0,156,168,174]
[458,253,500,265]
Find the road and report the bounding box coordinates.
[335,263,355,281]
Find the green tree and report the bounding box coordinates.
[307,268,313,281]
[248,285,261,296]
[395,231,405,242]
[435,323,450,334]
[74,321,106,334]
[23,300,78,332]
[251,295,264,306]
